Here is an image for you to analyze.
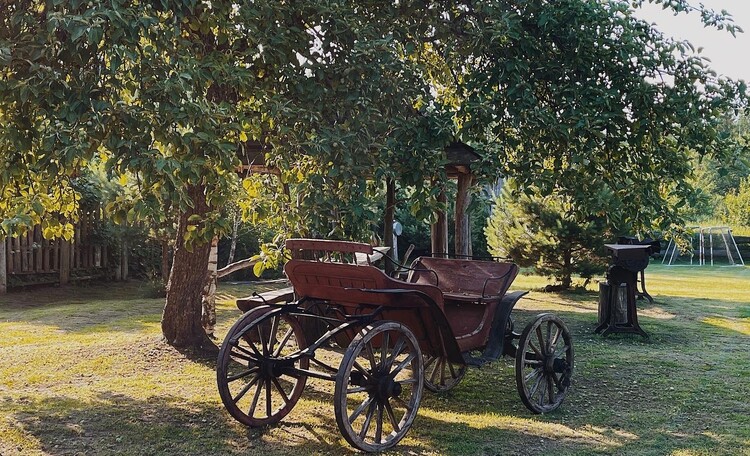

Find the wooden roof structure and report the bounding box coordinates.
[236,140,480,259]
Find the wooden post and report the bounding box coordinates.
[384,179,396,274]
[59,239,71,285]
[454,173,474,258]
[0,236,7,294]
[430,189,449,258]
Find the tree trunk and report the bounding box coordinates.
[161,184,214,348]
[561,248,573,290]
[161,239,170,285]
[227,214,239,265]
[202,236,219,338]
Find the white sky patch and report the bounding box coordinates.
[633,1,750,82]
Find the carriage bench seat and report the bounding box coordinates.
[236,286,295,312]
[407,257,518,304]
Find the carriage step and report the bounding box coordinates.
[236,286,295,312]
[462,352,492,367]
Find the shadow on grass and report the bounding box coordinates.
[8,393,350,456]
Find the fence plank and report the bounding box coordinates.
[0,238,6,293]
[13,236,21,272]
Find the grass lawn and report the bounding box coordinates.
[1,264,749,455]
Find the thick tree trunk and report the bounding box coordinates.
[161,184,214,348]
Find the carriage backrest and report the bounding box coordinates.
[408,257,519,298]
[285,238,373,264]
[284,260,444,309]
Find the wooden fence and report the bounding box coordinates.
[1,211,108,292]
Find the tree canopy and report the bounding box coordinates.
[2,0,748,346]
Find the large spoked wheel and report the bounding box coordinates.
[423,355,466,393]
[515,313,574,414]
[217,307,308,426]
[334,321,424,452]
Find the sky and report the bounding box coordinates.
[633,1,750,82]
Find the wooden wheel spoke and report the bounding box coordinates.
[524,358,543,368]
[384,400,401,432]
[527,340,543,359]
[353,361,373,379]
[525,367,542,383]
[272,377,290,405]
[528,371,544,398]
[257,324,268,356]
[227,367,259,382]
[385,336,406,369]
[397,378,418,385]
[232,375,260,403]
[380,331,391,368]
[358,401,377,439]
[272,326,295,357]
[424,355,437,370]
[265,379,273,417]
[429,357,442,384]
[391,395,413,412]
[249,379,264,416]
[535,326,546,355]
[349,396,374,423]
[364,342,378,372]
[347,386,368,394]
[546,375,555,404]
[232,342,261,360]
[552,372,564,390]
[391,352,416,376]
[549,325,562,352]
[267,315,280,355]
[375,403,384,444]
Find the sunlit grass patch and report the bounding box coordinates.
[1,270,750,455]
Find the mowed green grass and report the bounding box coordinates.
[0,264,749,455]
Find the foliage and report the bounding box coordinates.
[2,0,748,346]
[724,176,750,228]
[486,181,611,289]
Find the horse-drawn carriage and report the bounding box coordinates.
[217,239,574,452]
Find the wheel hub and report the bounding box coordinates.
[258,358,292,379]
[373,375,401,402]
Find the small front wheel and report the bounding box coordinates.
[515,313,574,414]
[334,320,424,452]
[217,307,308,426]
